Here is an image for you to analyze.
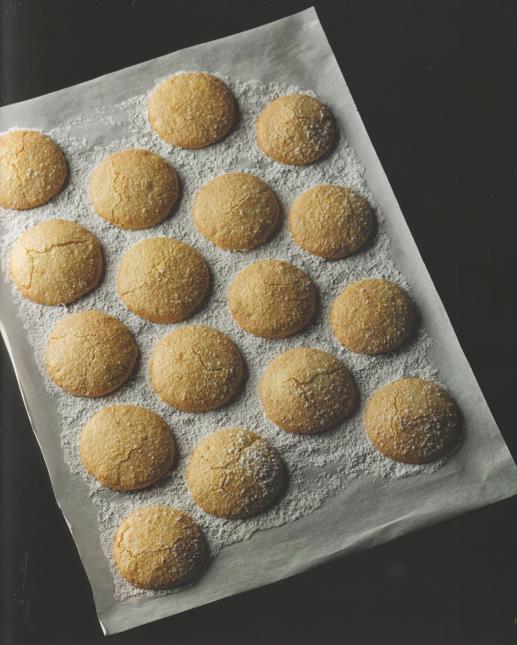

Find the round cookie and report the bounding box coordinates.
[149,325,245,412]
[364,378,461,464]
[256,93,335,165]
[80,405,175,491]
[89,149,179,230]
[0,130,67,210]
[117,237,210,324]
[289,184,374,259]
[187,428,284,519]
[113,505,206,590]
[228,259,316,338]
[260,348,357,434]
[331,278,414,355]
[46,310,138,398]
[9,219,103,305]
[148,72,235,149]
[192,172,279,251]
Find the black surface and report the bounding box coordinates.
[1,1,517,643]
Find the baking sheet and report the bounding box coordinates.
[1,7,516,636]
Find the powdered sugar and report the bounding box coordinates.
[0,75,445,601]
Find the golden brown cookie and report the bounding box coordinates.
[260,348,357,434]
[330,278,414,355]
[46,310,138,398]
[192,172,279,251]
[228,259,316,338]
[149,325,245,412]
[187,428,284,518]
[113,505,207,590]
[89,149,179,230]
[148,72,235,149]
[256,93,335,165]
[80,405,175,491]
[117,237,210,324]
[9,219,103,305]
[364,378,461,464]
[288,185,374,259]
[0,130,67,210]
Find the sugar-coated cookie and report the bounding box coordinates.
[187,427,284,518]
[0,130,67,210]
[9,219,102,305]
[149,325,245,412]
[228,259,316,338]
[331,278,414,354]
[148,72,235,149]
[46,310,138,398]
[113,505,207,590]
[89,149,180,230]
[289,184,373,259]
[256,94,335,165]
[193,172,279,251]
[80,405,175,491]
[364,378,461,464]
[260,348,357,434]
[117,237,210,324]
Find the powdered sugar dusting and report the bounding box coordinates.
[0,75,446,601]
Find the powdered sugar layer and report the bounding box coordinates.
[0,76,445,600]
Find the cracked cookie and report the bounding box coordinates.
[9,219,103,305]
[256,93,335,165]
[0,130,67,210]
[331,278,414,355]
[89,148,179,230]
[148,72,235,149]
[260,348,357,434]
[228,259,316,338]
[80,404,175,491]
[193,172,279,251]
[46,310,138,398]
[114,505,207,590]
[365,378,461,464]
[117,237,210,323]
[187,427,284,518]
[289,184,374,259]
[149,325,245,412]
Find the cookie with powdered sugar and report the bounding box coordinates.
[148,72,235,149]
[187,427,285,519]
[256,93,335,165]
[113,505,207,590]
[0,130,67,210]
[260,348,357,434]
[364,377,461,464]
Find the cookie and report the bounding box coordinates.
[193,172,279,251]
[46,310,138,398]
[288,184,374,259]
[148,72,235,149]
[256,93,335,165]
[0,130,67,210]
[228,259,316,338]
[365,378,461,464]
[117,237,210,324]
[331,278,414,354]
[9,219,103,305]
[187,428,284,518]
[260,348,357,434]
[89,149,179,230]
[80,405,175,491]
[149,325,245,412]
[113,505,207,590]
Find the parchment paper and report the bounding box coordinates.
[1,8,516,636]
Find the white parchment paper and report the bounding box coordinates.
[1,8,516,635]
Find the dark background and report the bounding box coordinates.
[1,0,517,643]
